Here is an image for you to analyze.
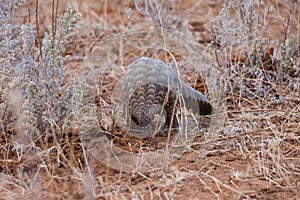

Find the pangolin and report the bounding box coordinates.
[121,57,212,129]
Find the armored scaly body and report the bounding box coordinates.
[121,57,212,128]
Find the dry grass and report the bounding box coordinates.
[0,0,299,199]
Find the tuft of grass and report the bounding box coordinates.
[208,0,300,189]
[0,0,84,191]
[21,5,82,141]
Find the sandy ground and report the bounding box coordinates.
[1,0,299,199]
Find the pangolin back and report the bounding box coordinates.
[121,57,212,128]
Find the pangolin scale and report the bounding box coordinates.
[121,57,212,128]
